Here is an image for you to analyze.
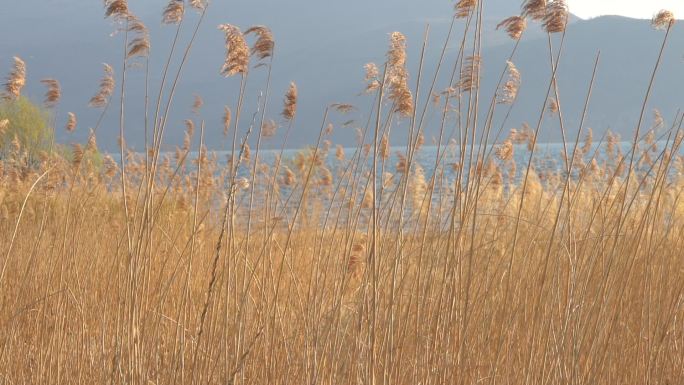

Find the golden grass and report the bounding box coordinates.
[0,1,683,384]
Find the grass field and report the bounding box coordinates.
[1,1,683,384]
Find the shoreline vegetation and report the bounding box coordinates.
[1,1,683,384]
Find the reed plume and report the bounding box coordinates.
[184,119,195,137]
[380,134,390,160]
[497,60,520,104]
[262,119,277,138]
[332,103,356,114]
[89,64,115,108]
[189,0,207,11]
[218,24,250,76]
[245,26,275,61]
[162,0,184,25]
[388,32,406,68]
[652,109,664,130]
[364,62,381,93]
[192,94,204,114]
[223,106,232,136]
[582,127,593,155]
[127,15,150,59]
[282,166,296,186]
[459,55,481,92]
[455,0,477,19]
[523,0,547,21]
[4,57,26,99]
[496,139,514,161]
[40,79,61,108]
[0,119,8,136]
[104,0,129,19]
[542,0,568,33]
[497,16,527,40]
[548,98,559,114]
[86,129,98,152]
[652,10,675,30]
[282,82,298,120]
[606,130,617,160]
[66,112,77,133]
[387,32,414,117]
[71,143,84,170]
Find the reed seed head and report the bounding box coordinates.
[66,112,77,133]
[162,0,184,24]
[104,0,129,19]
[387,32,413,117]
[40,79,61,108]
[497,16,527,40]
[455,0,477,19]
[459,55,481,92]
[364,62,381,93]
[0,119,9,136]
[218,24,250,77]
[223,106,232,137]
[523,0,547,21]
[380,134,390,160]
[262,119,278,138]
[496,140,514,161]
[189,0,207,11]
[652,10,675,29]
[192,94,204,115]
[245,26,275,61]
[127,15,150,59]
[282,82,298,121]
[4,57,26,99]
[543,0,568,34]
[497,60,520,105]
[89,63,115,108]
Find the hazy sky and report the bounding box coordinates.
[569,0,684,19]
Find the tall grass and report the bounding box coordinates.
[0,1,683,384]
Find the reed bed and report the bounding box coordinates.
[0,1,683,384]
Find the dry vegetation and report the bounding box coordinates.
[1,1,684,384]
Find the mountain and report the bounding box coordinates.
[0,1,680,151]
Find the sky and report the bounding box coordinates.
[569,0,684,19]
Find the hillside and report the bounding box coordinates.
[1,1,680,150]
